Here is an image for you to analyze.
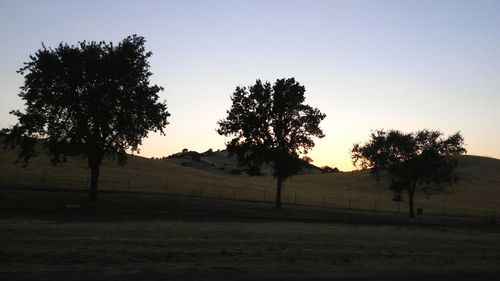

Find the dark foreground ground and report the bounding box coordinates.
[1,188,500,281]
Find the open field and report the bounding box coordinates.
[1,146,500,218]
[1,189,500,281]
[1,147,500,280]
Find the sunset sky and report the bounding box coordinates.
[0,0,499,171]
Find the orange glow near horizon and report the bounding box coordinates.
[135,118,500,173]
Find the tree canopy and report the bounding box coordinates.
[1,34,170,200]
[217,78,326,208]
[351,129,466,217]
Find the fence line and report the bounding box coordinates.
[93,175,500,221]
[2,168,498,222]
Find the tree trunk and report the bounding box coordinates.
[88,149,103,201]
[408,187,415,218]
[275,177,282,208]
[89,165,100,201]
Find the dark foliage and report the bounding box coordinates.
[167,149,214,161]
[351,129,466,217]
[321,166,340,174]
[1,35,170,200]
[229,169,243,175]
[217,78,326,208]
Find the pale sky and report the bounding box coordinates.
[1,0,499,171]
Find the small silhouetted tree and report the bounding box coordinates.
[1,35,170,201]
[321,166,339,174]
[351,129,466,218]
[217,78,326,208]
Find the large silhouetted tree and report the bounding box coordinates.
[1,35,170,201]
[217,78,326,208]
[351,129,466,218]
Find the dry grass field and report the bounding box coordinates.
[1,189,499,281]
[1,147,500,280]
[1,146,499,218]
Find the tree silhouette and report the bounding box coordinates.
[217,78,326,208]
[351,129,466,218]
[1,35,170,201]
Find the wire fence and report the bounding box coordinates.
[1,167,498,222]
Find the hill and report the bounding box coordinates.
[1,146,499,217]
[163,148,326,176]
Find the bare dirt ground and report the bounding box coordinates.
[1,189,500,281]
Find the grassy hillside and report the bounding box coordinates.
[1,146,499,217]
[165,149,323,176]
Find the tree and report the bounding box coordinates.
[217,78,326,208]
[1,35,170,201]
[321,166,340,174]
[351,129,466,218]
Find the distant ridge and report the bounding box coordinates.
[162,148,329,176]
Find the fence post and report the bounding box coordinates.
[398,202,401,213]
